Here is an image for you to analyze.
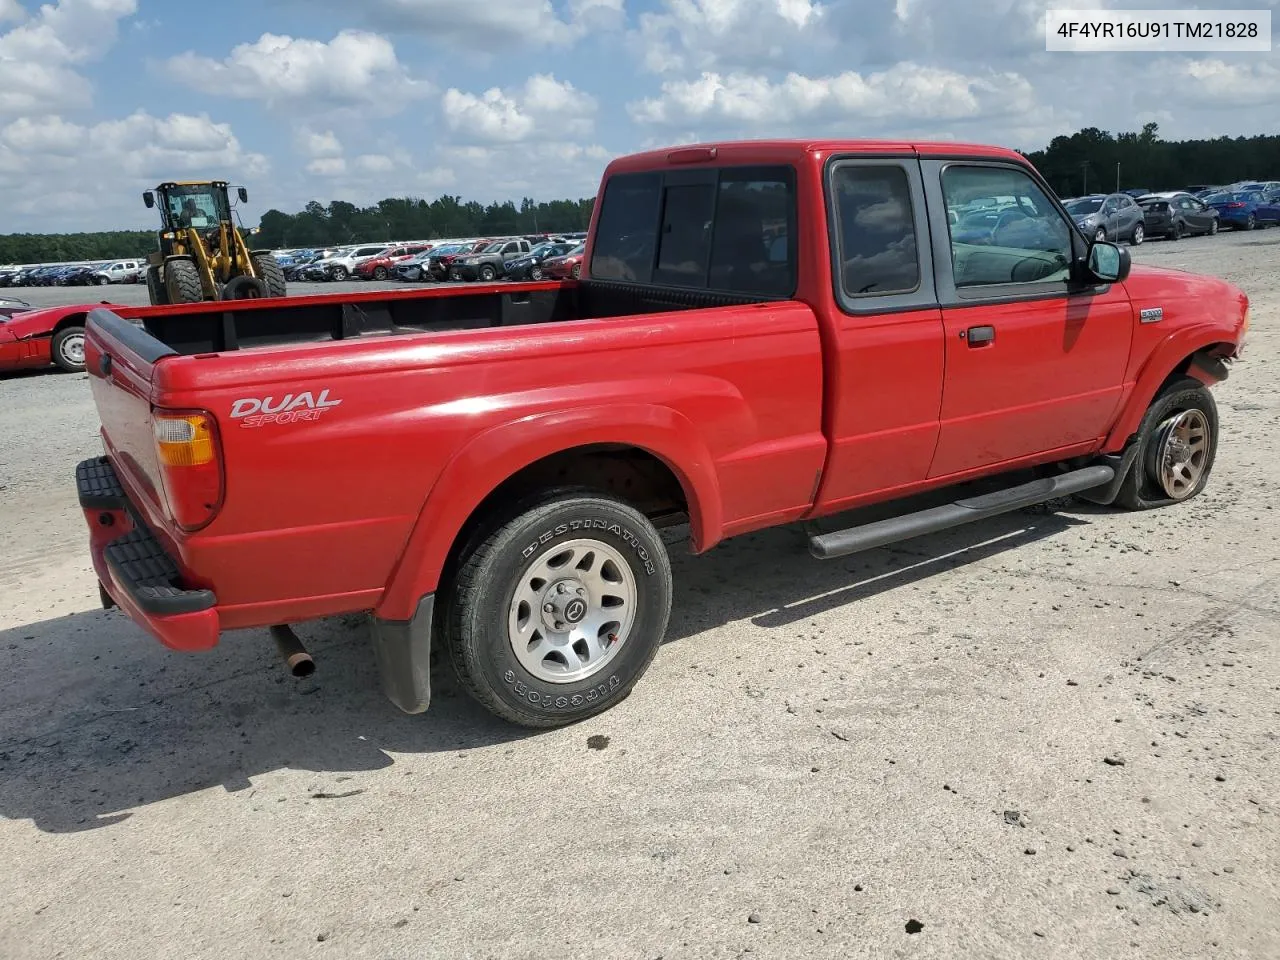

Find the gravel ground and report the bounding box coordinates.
[1,231,1278,960]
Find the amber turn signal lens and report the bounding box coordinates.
[154,413,215,467]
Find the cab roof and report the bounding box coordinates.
[604,138,1027,175]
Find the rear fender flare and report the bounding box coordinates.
[1106,324,1236,449]
[375,403,723,622]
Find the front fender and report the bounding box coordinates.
[1105,323,1238,449]
[375,403,723,622]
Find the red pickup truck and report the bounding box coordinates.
[76,139,1249,728]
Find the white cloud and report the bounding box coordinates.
[307,157,347,177]
[0,109,269,229]
[0,0,137,115]
[163,30,430,113]
[299,129,344,158]
[441,74,596,144]
[631,0,830,75]
[1175,58,1280,107]
[629,63,1035,130]
[313,0,624,50]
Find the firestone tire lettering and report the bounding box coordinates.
[501,669,620,710]
[520,519,656,575]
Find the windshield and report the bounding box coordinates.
[163,184,229,229]
[1064,198,1104,215]
[569,242,586,256]
[482,242,505,254]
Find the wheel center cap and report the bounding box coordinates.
[563,598,587,624]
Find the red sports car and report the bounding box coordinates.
[0,301,121,373]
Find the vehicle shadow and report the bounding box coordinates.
[0,506,1089,834]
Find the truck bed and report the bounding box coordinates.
[120,278,785,356]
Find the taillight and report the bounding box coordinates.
[153,409,224,531]
[1226,202,1246,209]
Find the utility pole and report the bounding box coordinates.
[1080,161,1089,195]
[1116,162,1121,192]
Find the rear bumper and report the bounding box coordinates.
[77,456,221,652]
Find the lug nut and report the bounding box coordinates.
[544,603,554,613]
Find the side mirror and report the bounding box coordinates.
[1087,240,1130,283]
[143,191,155,209]
[238,187,249,203]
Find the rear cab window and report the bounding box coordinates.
[590,164,797,298]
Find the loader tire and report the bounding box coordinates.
[164,258,204,304]
[146,266,169,306]
[251,253,288,298]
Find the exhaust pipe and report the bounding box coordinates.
[269,624,316,677]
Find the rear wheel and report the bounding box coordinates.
[51,325,86,373]
[163,258,204,304]
[1115,376,1218,510]
[1131,222,1144,245]
[442,489,673,728]
[571,263,582,279]
[250,253,287,298]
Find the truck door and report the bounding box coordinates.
[811,157,947,513]
[921,159,1132,479]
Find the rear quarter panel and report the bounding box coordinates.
[154,302,827,621]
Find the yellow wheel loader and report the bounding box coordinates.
[142,181,287,306]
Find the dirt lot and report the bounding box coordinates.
[2,235,1278,960]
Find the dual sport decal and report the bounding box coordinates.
[230,390,342,428]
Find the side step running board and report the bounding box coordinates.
[808,464,1115,560]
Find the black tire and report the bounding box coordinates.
[50,324,86,373]
[146,265,169,306]
[1094,226,1107,242]
[250,253,287,298]
[571,263,582,279]
[95,275,109,286]
[530,265,543,280]
[330,265,349,280]
[478,264,497,282]
[164,258,204,304]
[1130,222,1144,245]
[1114,376,1218,511]
[373,266,389,280]
[1209,219,1219,236]
[221,275,270,300]
[442,489,673,728]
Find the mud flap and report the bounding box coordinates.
[369,594,434,714]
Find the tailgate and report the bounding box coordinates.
[84,307,179,524]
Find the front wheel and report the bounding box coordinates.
[373,266,388,280]
[1208,219,1219,235]
[1094,226,1107,242]
[530,265,543,280]
[571,263,582,279]
[1115,376,1218,510]
[478,264,497,282]
[51,325,86,372]
[442,490,673,728]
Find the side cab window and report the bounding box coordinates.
[937,164,1073,289]
[589,164,797,297]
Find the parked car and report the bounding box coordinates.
[73,137,1248,731]
[354,243,434,280]
[540,241,586,279]
[313,244,393,280]
[0,296,32,318]
[0,301,124,373]
[1203,189,1280,230]
[390,248,442,283]
[448,239,533,281]
[1136,192,1221,240]
[93,259,145,284]
[503,241,577,280]
[1063,193,1146,244]
[424,240,489,281]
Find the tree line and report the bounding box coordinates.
[1022,123,1280,197]
[2,124,1277,263]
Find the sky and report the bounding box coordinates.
[0,0,1276,232]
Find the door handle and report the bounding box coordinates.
[964,325,995,346]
